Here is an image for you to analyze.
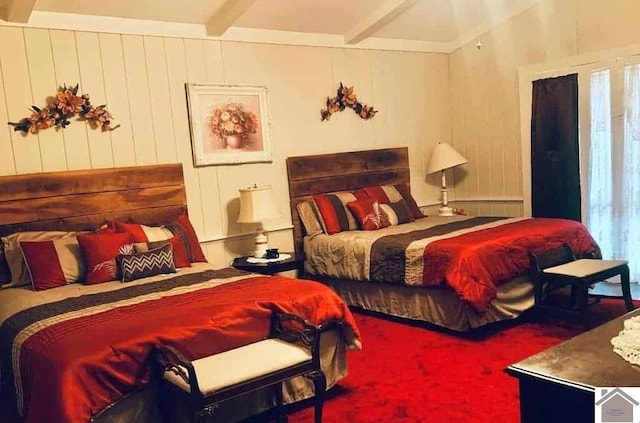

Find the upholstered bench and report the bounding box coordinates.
[154,312,326,423]
[529,243,635,313]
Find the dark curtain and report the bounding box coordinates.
[530,74,581,221]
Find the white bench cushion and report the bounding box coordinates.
[163,339,312,395]
[543,259,628,278]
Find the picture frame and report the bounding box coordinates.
[185,83,272,166]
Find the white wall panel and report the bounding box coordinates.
[0,26,42,175]
[99,33,136,168]
[75,31,114,168]
[121,34,156,165]
[144,36,178,165]
[24,28,68,172]
[0,58,17,175]
[50,30,91,170]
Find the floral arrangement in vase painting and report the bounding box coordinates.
[207,102,259,149]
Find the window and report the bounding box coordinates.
[587,63,640,282]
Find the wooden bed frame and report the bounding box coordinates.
[0,163,186,238]
[286,147,410,254]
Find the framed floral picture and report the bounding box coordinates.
[185,83,272,166]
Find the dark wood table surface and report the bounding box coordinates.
[506,308,640,423]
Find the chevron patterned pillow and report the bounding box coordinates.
[117,243,176,282]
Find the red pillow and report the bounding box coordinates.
[363,183,425,219]
[77,232,135,284]
[164,214,207,263]
[20,238,86,291]
[347,199,391,231]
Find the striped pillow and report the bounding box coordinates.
[312,191,368,235]
[379,200,415,225]
[20,238,86,291]
[363,183,425,219]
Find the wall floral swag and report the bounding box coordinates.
[8,84,118,134]
[321,82,378,121]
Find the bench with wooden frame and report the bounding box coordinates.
[528,243,635,314]
[154,312,327,423]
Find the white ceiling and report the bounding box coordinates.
[0,0,540,52]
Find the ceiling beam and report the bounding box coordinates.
[344,0,420,45]
[205,0,259,37]
[0,0,36,23]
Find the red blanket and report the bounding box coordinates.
[422,218,600,311]
[4,271,360,423]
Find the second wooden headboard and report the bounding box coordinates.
[286,147,410,254]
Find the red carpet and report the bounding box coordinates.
[287,299,636,423]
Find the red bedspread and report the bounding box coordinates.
[3,270,360,423]
[422,218,600,311]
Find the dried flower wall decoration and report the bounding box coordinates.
[8,84,119,134]
[320,82,378,121]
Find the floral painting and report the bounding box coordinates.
[186,84,272,166]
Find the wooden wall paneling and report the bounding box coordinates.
[24,28,68,172]
[163,37,204,238]
[0,26,43,175]
[122,34,156,165]
[179,38,207,237]
[198,39,225,239]
[144,35,177,165]
[99,32,136,167]
[50,29,91,170]
[0,56,17,176]
[75,31,114,168]
[458,47,479,199]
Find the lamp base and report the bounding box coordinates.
[252,232,269,258]
[438,206,455,217]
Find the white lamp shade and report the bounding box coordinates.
[237,185,282,223]
[426,142,468,175]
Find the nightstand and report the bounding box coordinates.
[232,252,305,277]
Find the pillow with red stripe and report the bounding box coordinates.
[111,215,206,264]
[20,238,86,291]
[164,214,207,263]
[378,200,415,225]
[110,221,173,242]
[346,199,391,231]
[77,232,135,284]
[363,183,425,219]
[110,221,190,267]
[134,237,191,269]
[312,191,368,235]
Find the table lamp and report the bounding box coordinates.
[237,184,282,258]
[426,142,468,216]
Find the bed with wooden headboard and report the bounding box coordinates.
[0,164,360,423]
[286,147,601,331]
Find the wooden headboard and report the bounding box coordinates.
[286,147,410,254]
[0,164,187,238]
